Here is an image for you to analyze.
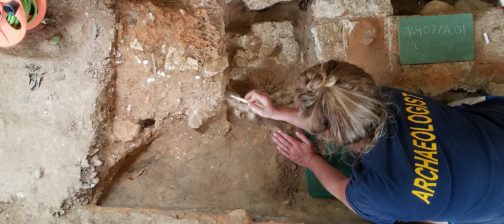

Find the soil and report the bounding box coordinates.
[0,0,115,220]
[98,2,364,222]
[101,113,364,223]
[2,0,504,223]
[77,0,360,223]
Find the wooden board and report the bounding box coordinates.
[399,13,475,65]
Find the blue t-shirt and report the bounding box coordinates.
[346,87,504,224]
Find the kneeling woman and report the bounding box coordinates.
[245,61,504,224]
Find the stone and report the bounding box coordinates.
[225,209,254,223]
[91,22,100,40]
[312,0,392,20]
[147,12,155,21]
[346,18,392,85]
[241,0,291,10]
[474,9,504,63]
[455,0,493,12]
[112,119,141,142]
[400,62,472,96]
[32,168,43,179]
[233,22,300,68]
[129,38,144,51]
[164,46,199,73]
[49,35,62,45]
[188,110,204,129]
[82,184,93,190]
[186,58,199,70]
[420,0,455,15]
[89,171,98,179]
[81,159,90,168]
[90,156,103,167]
[489,82,504,96]
[311,22,345,61]
[202,56,228,77]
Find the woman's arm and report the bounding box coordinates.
[273,131,449,223]
[271,106,309,130]
[245,90,353,210]
[307,155,353,211]
[244,90,309,130]
[272,130,354,212]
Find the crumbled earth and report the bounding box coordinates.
[1,0,504,223]
[0,0,115,221]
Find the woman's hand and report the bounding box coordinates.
[244,89,309,129]
[245,90,277,119]
[272,130,318,168]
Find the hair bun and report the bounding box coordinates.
[305,72,323,91]
[323,76,337,87]
[305,70,337,91]
[296,60,387,154]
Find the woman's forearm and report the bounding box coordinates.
[308,155,353,211]
[271,106,309,130]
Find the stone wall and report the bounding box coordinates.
[306,0,504,96]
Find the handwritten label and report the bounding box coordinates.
[399,14,475,65]
[402,24,467,37]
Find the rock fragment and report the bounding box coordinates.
[241,0,291,10]
[130,38,144,51]
[90,155,103,167]
[32,168,43,179]
[164,46,200,73]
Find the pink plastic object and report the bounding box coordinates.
[0,0,27,47]
[26,0,46,30]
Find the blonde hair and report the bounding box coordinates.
[296,61,388,154]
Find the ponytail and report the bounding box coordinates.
[295,61,388,154]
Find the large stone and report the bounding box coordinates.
[311,22,345,61]
[399,62,472,96]
[420,0,455,15]
[489,82,504,96]
[233,22,300,68]
[455,0,493,12]
[242,0,292,10]
[346,18,392,85]
[474,9,504,63]
[312,0,392,20]
[381,9,504,95]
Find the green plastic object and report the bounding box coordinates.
[304,133,354,198]
[398,13,475,65]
